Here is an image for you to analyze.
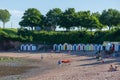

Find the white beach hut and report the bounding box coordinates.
[53,44,58,51]
[80,44,84,51]
[32,44,37,51]
[106,43,111,51]
[98,44,103,51]
[29,44,33,51]
[26,44,29,51]
[68,44,73,51]
[23,44,27,51]
[27,44,31,51]
[20,44,24,51]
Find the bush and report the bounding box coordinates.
[1,28,120,44]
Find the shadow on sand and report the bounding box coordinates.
[76,58,120,67]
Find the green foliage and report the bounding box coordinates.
[19,8,42,30]
[18,8,120,31]
[0,9,11,28]
[1,28,120,44]
[0,28,19,41]
[45,8,62,31]
[0,30,8,41]
[59,8,76,31]
[100,9,120,30]
[0,57,16,62]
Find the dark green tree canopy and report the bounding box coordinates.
[0,9,11,28]
[74,11,104,31]
[45,8,62,31]
[100,9,120,30]
[18,8,120,31]
[19,8,42,30]
[59,8,76,31]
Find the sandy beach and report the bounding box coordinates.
[0,52,120,80]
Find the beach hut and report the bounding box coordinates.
[80,44,84,51]
[29,44,33,51]
[96,44,100,51]
[83,45,87,50]
[88,44,92,51]
[106,43,111,51]
[53,44,58,51]
[32,44,37,51]
[92,44,95,51]
[103,41,113,51]
[20,44,24,51]
[98,44,103,51]
[23,44,27,51]
[77,44,81,51]
[111,42,120,52]
[28,44,31,51]
[63,43,68,50]
[26,44,29,51]
[68,44,72,51]
[82,44,85,51]
[94,44,98,51]
[85,44,89,51]
[58,44,63,51]
[72,44,77,51]
[90,44,94,51]
[118,45,120,51]
[114,44,119,52]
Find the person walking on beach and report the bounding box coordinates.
[41,55,43,60]
[58,60,61,65]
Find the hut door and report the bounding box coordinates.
[78,46,80,50]
[65,45,67,50]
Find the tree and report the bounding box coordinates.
[92,12,101,19]
[100,9,120,30]
[19,8,42,30]
[45,8,62,31]
[0,9,11,28]
[59,8,76,31]
[76,11,104,32]
[77,11,91,30]
[39,15,46,30]
[86,15,104,32]
[74,11,91,31]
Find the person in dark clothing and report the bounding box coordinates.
[58,60,61,65]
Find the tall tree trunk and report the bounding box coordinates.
[31,26,33,31]
[51,25,56,31]
[3,22,5,28]
[81,26,82,31]
[108,26,111,30]
[66,28,70,31]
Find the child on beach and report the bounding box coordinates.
[108,65,117,71]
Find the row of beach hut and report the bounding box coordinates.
[20,44,37,51]
[53,43,103,51]
[53,43,120,52]
[20,42,120,52]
